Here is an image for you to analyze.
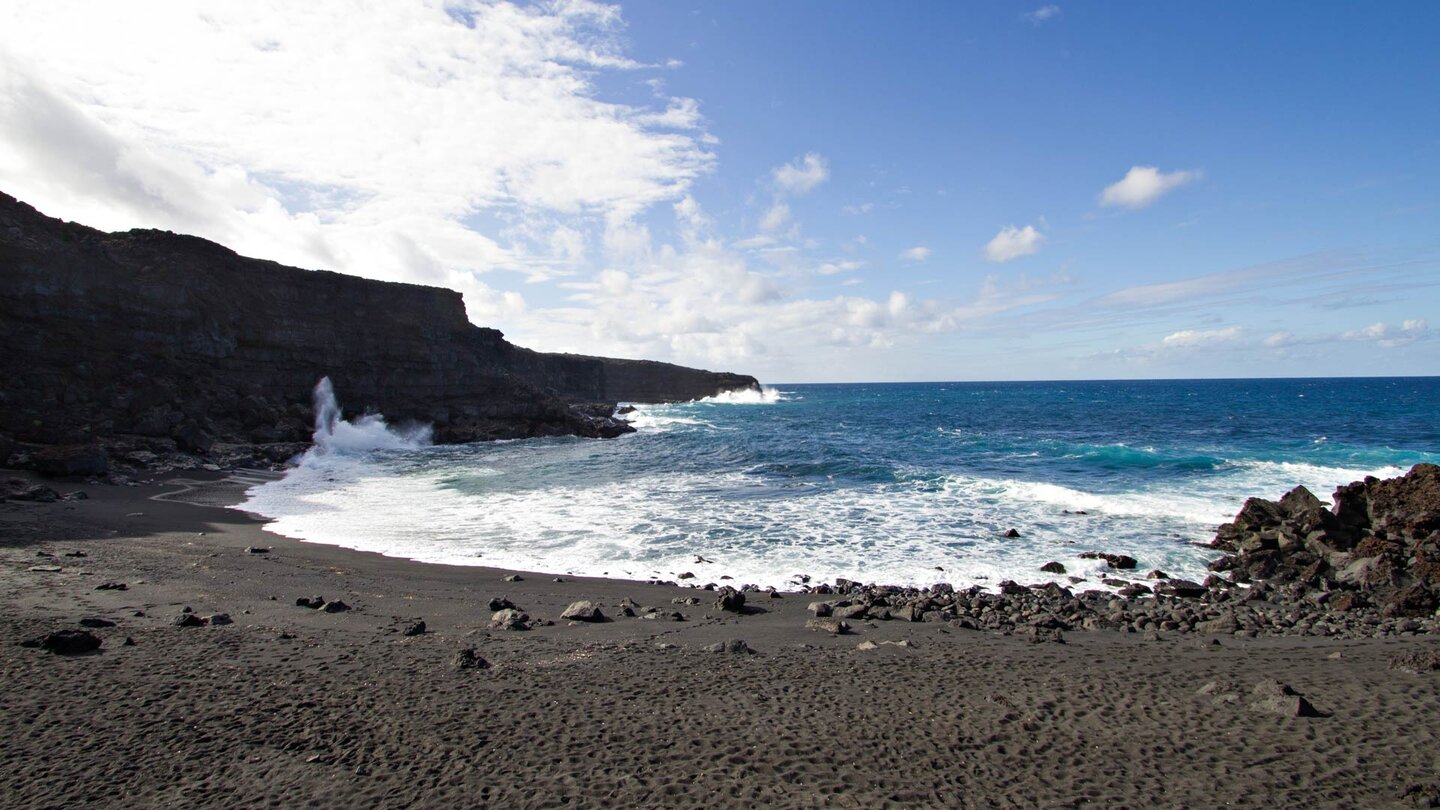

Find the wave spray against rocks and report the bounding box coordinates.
[307,377,431,458]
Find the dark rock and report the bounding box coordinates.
[832,603,869,620]
[714,586,746,613]
[93,582,127,591]
[296,596,325,609]
[805,618,851,635]
[560,601,605,622]
[22,629,103,655]
[172,613,206,628]
[1384,584,1438,618]
[453,648,490,670]
[487,597,518,612]
[489,608,530,631]
[807,601,833,617]
[1389,651,1440,674]
[1040,561,1066,574]
[703,639,754,655]
[173,422,213,454]
[1004,529,1022,538]
[402,621,426,636]
[30,445,108,477]
[78,618,115,628]
[321,600,351,613]
[1155,579,1207,599]
[1398,783,1440,809]
[207,613,233,626]
[244,546,271,554]
[122,637,136,647]
[1079,552,1138,570]
[1250,680,1322,717]
[502,575,523,582]
[6,483,60,502]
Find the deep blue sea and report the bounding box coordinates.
[242,378,1439,590]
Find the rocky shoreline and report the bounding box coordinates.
[637,464,1440,643]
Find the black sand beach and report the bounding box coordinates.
[3,473,1439,809]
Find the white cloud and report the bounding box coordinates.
[1099,166,1202,209]
[1263,331,1296,348]
[772,153,829,195]
[759,201,791,232]
[1024,5,1062,24]
[1342,319,1429,348]
[984,225,1045,263]
[900,246,931,262]
[0,1,713,294]
[843,202,874,215]
[1160,326,1245,348]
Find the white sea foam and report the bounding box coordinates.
[240,381,1416,592]
[696,385,789,404]
[305,377,431,459]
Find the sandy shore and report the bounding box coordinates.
[2,471,1439,809]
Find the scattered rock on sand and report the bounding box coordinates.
[1250,680,1322,717]
[714,586,746,613]
[487,597,517,612]
[93,582,127,591]
[704,639,754,654]
[321,600,351,613]
[402,621,426,637]
[489,608,531,631]
[453,648,491,670]
[78,618,115,628]
[502,574,523,582]
[28,565,62,573]
[20,629,103,655]
[807,601,833,617]
[244,546,270,554]
[806,618,851,635]
[173,613,207,628]
[207,613,233,626]
[296,596,326,609]
[560,601,605,622]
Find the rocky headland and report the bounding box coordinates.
[0,192,757,478]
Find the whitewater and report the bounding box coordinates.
[240,377,1439,591]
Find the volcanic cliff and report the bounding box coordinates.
[0,192,758,471]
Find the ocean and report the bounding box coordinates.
[240,377,1438,591]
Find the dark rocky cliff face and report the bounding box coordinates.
[0,192,758,462]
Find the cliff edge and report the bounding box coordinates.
[0,192,758,469]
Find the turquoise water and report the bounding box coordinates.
[242,377,1438,590]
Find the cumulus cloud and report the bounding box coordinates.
[1024,5,1062,24]
[984,225,1045,263]
[900,246,931,262]
[1099,166,1201,209]
[771,153,829,195]
[1342,319,1429,348]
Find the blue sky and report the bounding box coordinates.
[0,1,1436,382]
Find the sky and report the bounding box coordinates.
[1,1,1437,383]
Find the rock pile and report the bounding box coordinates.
[1209,463,1440,618]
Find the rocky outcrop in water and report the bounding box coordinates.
[0,192,758,470]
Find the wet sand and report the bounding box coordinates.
[2,472,1438,809]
